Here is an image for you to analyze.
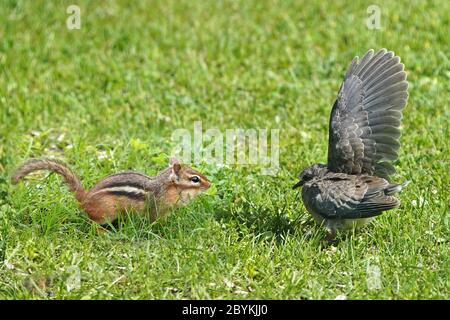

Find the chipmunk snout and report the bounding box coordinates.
[202,179,212,189]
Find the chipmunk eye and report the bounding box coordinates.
[190,176,200,183]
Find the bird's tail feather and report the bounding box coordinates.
[385,180,410,195]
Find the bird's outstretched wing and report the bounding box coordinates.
[327,49,408,179]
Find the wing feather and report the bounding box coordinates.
[327,49,409,178]
[309,175,401,219]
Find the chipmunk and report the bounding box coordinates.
[11,157,211,225]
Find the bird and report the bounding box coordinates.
[292,48,410,240]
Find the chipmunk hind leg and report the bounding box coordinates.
[81,191,120,224]
[82,189,148,225]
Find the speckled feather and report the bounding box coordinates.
[295,49,410,234]
[327,48,408,178]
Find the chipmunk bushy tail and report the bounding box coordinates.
[11,158,87,203]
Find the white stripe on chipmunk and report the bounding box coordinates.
[102,186,146,195]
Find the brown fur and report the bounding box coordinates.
[11,158,86,203]
[82,192,147,224]
[12,158,211,225]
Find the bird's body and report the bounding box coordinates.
[299,165,409,237]
[293,49,410,237]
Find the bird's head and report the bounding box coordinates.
[292,164,326,189]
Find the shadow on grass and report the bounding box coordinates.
[213,193,317,243]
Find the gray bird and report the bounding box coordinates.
[293,49,410,239]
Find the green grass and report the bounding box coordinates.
[0,0,449,299]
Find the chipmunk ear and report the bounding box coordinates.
[169,157,181,170]
[169,157,181,183]
[169,156,180,166]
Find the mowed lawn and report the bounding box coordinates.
[0,0,448,299]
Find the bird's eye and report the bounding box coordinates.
[190,176,200,183]
[302,174,312,182]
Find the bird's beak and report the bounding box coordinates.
[292,180,304,189]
